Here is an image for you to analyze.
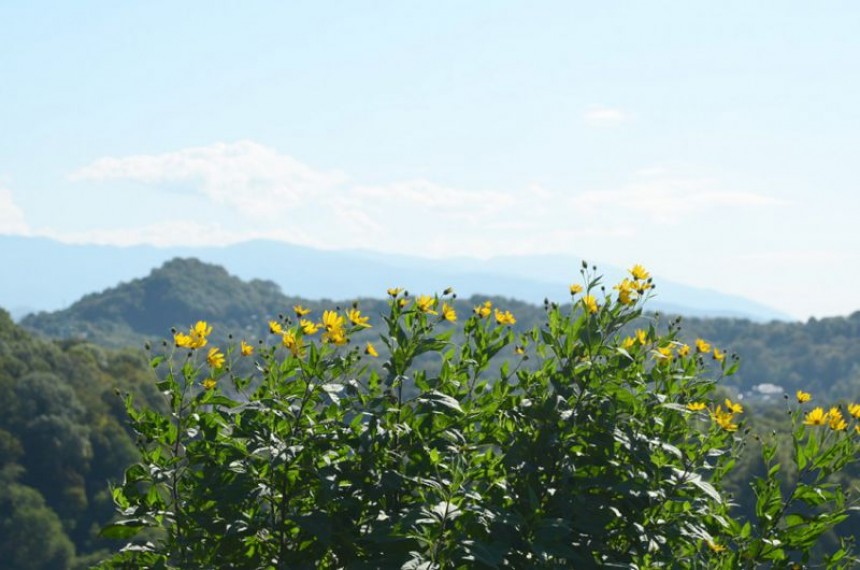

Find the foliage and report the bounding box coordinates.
[99,266,860,568]
[20,258,860,405]
[0,309,163,569]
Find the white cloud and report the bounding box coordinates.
[70,141,347,220]
[583,106,628,127]
[0,187,29,235]
[63,143,783,260]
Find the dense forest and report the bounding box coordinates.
[0,310,163,568]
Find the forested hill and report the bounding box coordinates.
[0,309,163,568]
[19,257,860,402]
[679,313,860,401]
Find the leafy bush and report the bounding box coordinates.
[99,266,860,568]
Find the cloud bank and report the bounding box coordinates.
[61,141,782,258]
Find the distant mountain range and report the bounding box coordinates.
[1,235,793,322]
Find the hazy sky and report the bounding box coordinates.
[1,2,859,319]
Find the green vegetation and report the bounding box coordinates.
[94,267,860,567]
[21,258,860,402]
[0,310,162,568]
[8,259,860,567]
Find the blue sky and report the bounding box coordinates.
[1,2,859,318]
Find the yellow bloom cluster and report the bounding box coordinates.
[804,404,857,431]
[612,265,654,306]
[174,321,212,349]
[300,319,320,335]
[473,300,492,318]
[711,399,743,432]
[321,310,347,346]
[495,309,516,326]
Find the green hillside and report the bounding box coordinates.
[21,257,860,402]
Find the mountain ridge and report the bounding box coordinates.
[1,235,793,322]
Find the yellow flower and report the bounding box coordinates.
[387,287,403,297]
[441,302,457,322]
[635,329,648,345]
[653,346,673,365]
[416,295,438,315]
[399,298,410,308]
[269,320,284,335]
[240,340,254,356]
[191,321,212,344]
[174,332,193,348]
[804,407,829,427]
[207,347,225,369]
[514,346,525,355]
[347,308,371,328]
[725,398,743,415]
[678,344,690,357]
[569,283,583,295]
[365,342,378,358]
[621,337,636,350]
[321,310,347,345]
[712,406,739,432]
[322,327,347,346]
[796,390,812,404]
[294,305,311,318]
[473,300,492,318]
[175,321,211,349]
[282,330,305,356]
[202,378,217,391]
[695,338,711,354]
[614,279,635,306]
[630,264,650,281]
[687,402,707,412]
[713,347,725,362]
[300,319,320,335]
[495,309,516,326]
[582,294,599,314]
[829,407,847,431]
[848,403,860,418]
[706,540,727,553]
[322,310,345,332]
